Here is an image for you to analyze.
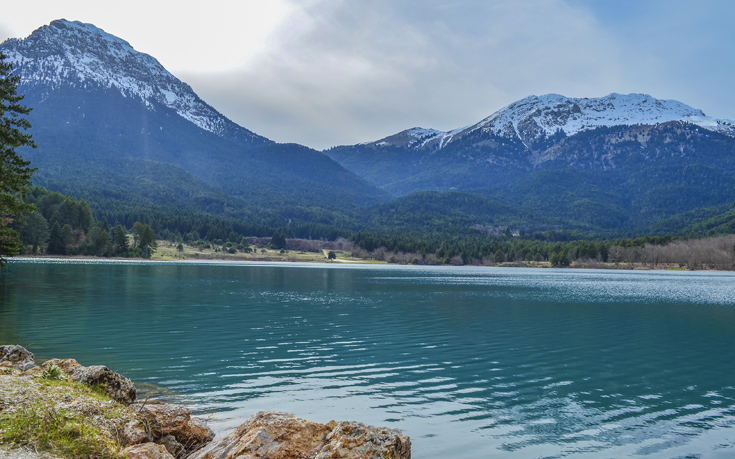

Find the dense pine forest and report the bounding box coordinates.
[10,186,735,270]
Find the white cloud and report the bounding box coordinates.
[3,0,734,149]
[182,0,634,148]
[0,0,292,71]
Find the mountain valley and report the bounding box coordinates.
[3,19,735,252]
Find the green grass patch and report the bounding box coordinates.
[41,364,64,380]
[0,402,124,458]
[0,377,133,459]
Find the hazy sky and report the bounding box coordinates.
[2,0,734,150]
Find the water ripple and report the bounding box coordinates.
[3,262,735,458]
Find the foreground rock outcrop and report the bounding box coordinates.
[1,346,214,458]
[0,344,36,371]
[189,411,411,459]
[43,357,138,405]
[134,403,216,454]
[0,345,411,459]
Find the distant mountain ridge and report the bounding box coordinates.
[2,19,270,147]
[326,93,735,194]
[326,94,735,233]
[357,93,735,152]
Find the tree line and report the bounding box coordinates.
[349,230,735,269]
[9,185,735,270]
[13,187,157,258]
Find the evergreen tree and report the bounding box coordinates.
[18,211,49,254]
[47,222,65,255]
[269,231,287,250]
[60,224,74,250]
[0,52,36,266]
[113,224,129,254]
[133,221,156,257]
[97,217,110,234]
[558,251,571,267]
[85,226,112,257]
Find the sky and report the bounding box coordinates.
[1,0,734,150]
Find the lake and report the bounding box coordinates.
[1,259,734,458]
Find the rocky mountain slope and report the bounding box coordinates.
[327,93,735,189]
[326,94,735,232]
[0,20,388,230]
[346,93,735,153]
[2,19,270,148]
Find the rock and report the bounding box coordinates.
[0,445,62,458]
[122,443,175,459]
[1,348,409,458]
[134,402,215,454]
[39,358,80,374]
[316,421,411,459]
[135,403,191,438]
[0,344,36,370]
[0,347,215,457]
[188,411,411,459]
[184,417,217,449]
[157,434,184,457]
[119,420,152,446]
[42,358,137,405]
[188,411,331,459]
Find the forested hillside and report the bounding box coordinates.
[329,121,735,234]
[1,19,390,244]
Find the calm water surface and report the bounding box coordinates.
[1,260,734,458]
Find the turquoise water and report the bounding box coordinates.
[1,260,735,458]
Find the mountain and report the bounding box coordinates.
[2,19,271,148]
[326,93,735,194]
[364,93,734,152]
[5,20,735,240]
[1,19,389,233]
[326,93,735,233]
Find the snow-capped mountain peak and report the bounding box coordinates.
[470,92,735,143]
[361,93,735,151]
[0,19,269,146]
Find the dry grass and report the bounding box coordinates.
[151,240,364,264]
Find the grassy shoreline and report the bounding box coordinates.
[9,253,716,271]
[0,368,136,459]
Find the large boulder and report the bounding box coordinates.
[42,358,137,405]
[315,420,411,459]
[134,402,215,455]
[123,442,175,459]
[0,344,36,370]
[188,411,411,459]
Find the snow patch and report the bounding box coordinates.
[1,19,265,144]
[472,93,734,140]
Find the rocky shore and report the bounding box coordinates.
[0,345,411,459]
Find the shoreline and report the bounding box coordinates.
[7,254,729,272]
[0,345,411,459]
